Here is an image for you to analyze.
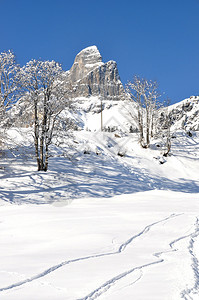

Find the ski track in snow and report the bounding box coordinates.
[119,269,143,291]
[78,216,199,300]
[77,260,164,300]
[0,213,181,294]
[181,218,199,300]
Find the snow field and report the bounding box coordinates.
[0,192,198,299]
[0,101,199,299]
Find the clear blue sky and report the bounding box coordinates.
[1,0,199,103]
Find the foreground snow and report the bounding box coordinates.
[0,191,198,299]
[0,126,199,299]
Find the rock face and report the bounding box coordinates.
[168,96,199,131]
[158,96,199,131]
[66,46,125,100]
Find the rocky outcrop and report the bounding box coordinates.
[66,46,125,100]
[156,96,199,132]
[168,96,199,131]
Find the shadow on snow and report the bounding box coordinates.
[0,152,199,205]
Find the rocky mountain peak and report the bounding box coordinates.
[70,46,103,83]
[67,46,125,100]
[74,46,102,65]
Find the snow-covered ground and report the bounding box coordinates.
[0,104,199,299]
[0,191,198,300]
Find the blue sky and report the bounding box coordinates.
[1,0,199,103]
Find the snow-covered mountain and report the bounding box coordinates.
[10,45,199,133]
[63,45,199,132]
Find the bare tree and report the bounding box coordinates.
[126,76,160,148]
[20,59,71,171]
[158,99,172,156]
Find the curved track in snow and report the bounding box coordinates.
[78,216,199,300]
[0,213,180,293]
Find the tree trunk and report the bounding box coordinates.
[43,143,49,171]
[146,113,150,147]
[151,113,154,138]
[138,107,144,146]
[35,136,41,171]
[34,99,41,171]
[40,95,48,170]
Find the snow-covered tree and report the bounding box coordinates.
[20,59,71,171]
[126,76,160,148]
[0,50,20,147]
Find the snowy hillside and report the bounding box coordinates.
[63,94,199,136]
[0,95,199,300]
[168,96,199,131]
[68,97,136,132]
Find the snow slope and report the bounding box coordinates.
[0,192,198,300]
[0,98,199,299]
